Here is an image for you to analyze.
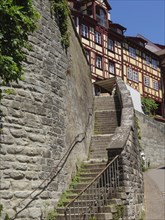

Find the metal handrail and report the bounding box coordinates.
[64,155,120,219]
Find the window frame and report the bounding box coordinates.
[96,55,102,69]
[146,55,150,65]
[144,75,150,87]
[96,6,107,27]
[153,80,159,90]
[95,31,102,45]
[108,38,114,51]
[81,24,89,38]
[127,67,139,83]
[152,59,158,69]
[109,61,115,74]
[129,47,136,58]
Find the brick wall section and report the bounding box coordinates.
[107,78,144,220]
[136,111,165,168]
[0,0,93,219]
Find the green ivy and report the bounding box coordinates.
[141,97,158,116]
[0,0,40,87]
[49,0,70,48]
[0,204,10,220]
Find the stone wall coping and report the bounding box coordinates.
[107,78,134,150]
[136,110,165,132]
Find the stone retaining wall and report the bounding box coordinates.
[0,0,93,219]
[136,111,165,168]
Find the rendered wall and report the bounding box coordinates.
[0,0,93,219]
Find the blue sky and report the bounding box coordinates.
[109,0,165,45]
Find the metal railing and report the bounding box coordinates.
[64,155,120,220]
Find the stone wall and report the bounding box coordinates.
[107,78,144,220]
[136,111,165,168]
[0,0,93,219]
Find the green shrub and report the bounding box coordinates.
[49,0,70,48]
[141,97,158,116]
[0,0,40,87]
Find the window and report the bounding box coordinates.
[129,47,136,58]
[127,67,132,80]
[127,67,139,82]
[96,55,102,69]
[84,49,90,62]
[95,31,102,44]
[144,76,150,87]
[152,59,158,69]
[146,55,150,65]
[132,70,138,82]
[96,6,106,27]
[153,80,159,90]
[109,61,115,74]
[81,24,88,38]
[108,39,114,51]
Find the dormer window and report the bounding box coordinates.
[146,55,150,65]
[152,59,158,69]
[96,6,107,27]
[129,47,136,58]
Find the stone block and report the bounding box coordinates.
[12,163,27,171]
[0,181,10,190]
[25,171,39,180]
[1,191,13,199]
[11,100,22,110]
[29,208,42,219]
[40,191,50,199]
[2,134,15,145]
[43,149,51,158]
[10,128,26,138]
[11,180,31,190]
[9,171,25,180]
[28,133,45,143]
[16,155,31,163]
[14,191,29,199]
[24,147,42,157]
[7,146,24,154]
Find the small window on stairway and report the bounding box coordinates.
[109,61,115,74]
[96,55,102,69]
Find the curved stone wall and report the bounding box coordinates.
[0,1,93,219]
[107,78,144,220]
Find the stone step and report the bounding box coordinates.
[56,204,117,214]
[94,129,116,135]
[94,96,121,112]
[79,172,100,178]
[80,167,106,173]
[55,212,113,220]
[89,152,107,160]
[83,161,107,169]
[66,192,120,202]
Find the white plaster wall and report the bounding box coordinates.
[126,84,144,113]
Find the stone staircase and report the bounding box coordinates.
[90,95,121,160]
[53,95,122,220]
